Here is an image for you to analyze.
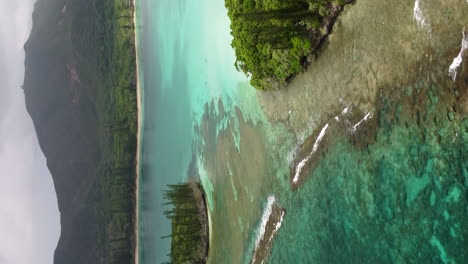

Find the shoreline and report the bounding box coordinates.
[207,201,213,259]
[133,0,141,263]
[199,183,211,262]
[192,182,210,262]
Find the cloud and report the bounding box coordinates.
[0,1,60,264]
[0,138,34,264]
[0,256,8,264]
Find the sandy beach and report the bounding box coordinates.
[133,0,141,263]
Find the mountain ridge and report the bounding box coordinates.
[23,0,138,262]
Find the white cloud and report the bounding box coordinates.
[0,1,60,264]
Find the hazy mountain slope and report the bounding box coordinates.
[23,0,137,263]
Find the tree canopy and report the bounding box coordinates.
[162,182,209,264]
[226,0,347,90]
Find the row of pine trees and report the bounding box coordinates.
[162,183,208,264]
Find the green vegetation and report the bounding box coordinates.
[23,0,138,262]
[70,0,138,263]
[162,182,209,264]
[226,0,349,90]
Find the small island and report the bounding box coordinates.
[226,0,351,90]
[162,182,210,264]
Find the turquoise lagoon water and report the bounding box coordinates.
[135,0,273,263]
[136,0,468,263]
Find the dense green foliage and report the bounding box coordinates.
[23,0,138,262]
[226,0,347,90]
[70,0,138,263]
[162,183,209,264]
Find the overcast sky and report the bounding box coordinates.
[0,1,60,264]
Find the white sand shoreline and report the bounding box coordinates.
[207,204,213,257]
[133,0,141,263]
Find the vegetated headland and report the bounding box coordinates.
[162,182,210,264]
[23,0,139,263]
[225,0,352,90]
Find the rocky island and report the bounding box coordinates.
[226,0,352,90]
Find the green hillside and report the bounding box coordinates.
[23,0,138,263]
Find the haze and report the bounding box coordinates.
[0,1,60,263]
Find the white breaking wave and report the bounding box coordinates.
[268,210,285,243]
[292,123,330,183]
[413,0,427,28]
[449,29,468,81]
[334,106,351,122]
[255,196,276,247]
[342,106,350,114]
[352,112,372,133]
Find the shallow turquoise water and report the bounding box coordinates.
[268,75,468,263]
[136,0,468,263]
[136,0,267,263]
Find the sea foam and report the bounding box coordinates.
[292,123,329,183]
[255,196,276,247]
[413,0,427,28]
[448,29,468,81]
[352,112,372,133]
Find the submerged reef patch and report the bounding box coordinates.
[271,56,468,263]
